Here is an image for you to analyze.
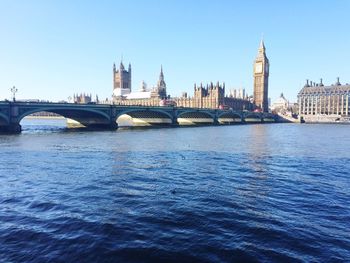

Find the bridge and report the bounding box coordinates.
[0,101,277,133]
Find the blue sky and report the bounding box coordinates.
[0,0,349,102]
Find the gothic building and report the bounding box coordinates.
[113,66,168,105]
[173,82,254,110]
[112,39,265,110]
[151,66,167,99]
[113,61,132,98]
[253,39,269,112]
[192,82,225,109]
[113,64,254,110]
[73,93,92,104]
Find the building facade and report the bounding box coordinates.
[113,66,168,105]
[112,39,265,110]
[298,78,350,118]
[113,62,132,97]
[173,82,253,110]
[152,66,167,99]
[271,93,290,113]
[74,93,92,104]
[114,79,253,110]
[253,40,269,112]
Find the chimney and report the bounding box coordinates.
[336,77,341,86]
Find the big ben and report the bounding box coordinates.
[253,39,269,112]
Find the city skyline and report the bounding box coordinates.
[0,0,349,103]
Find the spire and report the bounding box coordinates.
[157,65,166,89]
[259,37,266,53]
[159,65,164,82]
[336,77,341,86]
[256,37,267,62]
[120,61,125,70]
[160,65,164,78]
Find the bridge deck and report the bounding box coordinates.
[0,101,278,133]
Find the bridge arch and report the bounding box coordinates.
[218,111,242,119]
[262,113,276,122]
[244,113,263,123]
[177,110,215,125]
[116,108,174,126]
[217,111,242,124]
[177,110,215,118]
[17,106,112,129]
[245,113,261,118]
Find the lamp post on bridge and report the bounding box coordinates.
[11,86,18,102]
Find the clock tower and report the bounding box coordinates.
[253,39,269,112]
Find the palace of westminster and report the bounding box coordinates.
[73,39,350,119]
[104,40,270,112]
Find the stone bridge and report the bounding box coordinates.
[0,101,277,133]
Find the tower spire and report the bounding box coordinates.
[160,65,164,79]
[259,37,265,52]
[156,65,167,99]
[119,54,125,70]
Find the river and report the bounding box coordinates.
[0,119,349,262]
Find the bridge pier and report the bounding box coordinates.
[109,121,118,130]
[171,117,179,127]
[213,118,220,125]
[0,123,21,134]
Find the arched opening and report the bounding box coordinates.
[18,108,113,131]
[218,112,242,124]
[263,114,276,122]
[21,111,67,132]
[245,114,262,123]
[117,110,173,127]
[177,111,214,125]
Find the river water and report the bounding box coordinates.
[1,119,349,262]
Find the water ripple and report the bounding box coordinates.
[1,123,350,261]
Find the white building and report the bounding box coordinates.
[271,93,289,112]
[125,81,152,99]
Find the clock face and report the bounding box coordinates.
[255,62,263,73]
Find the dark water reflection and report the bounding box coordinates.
[0,120,350,262]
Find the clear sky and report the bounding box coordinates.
[0,0,349,103]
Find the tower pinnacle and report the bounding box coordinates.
[259,38,266,53]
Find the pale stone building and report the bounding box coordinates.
[298,78,350,118]
[271,93,289,112]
